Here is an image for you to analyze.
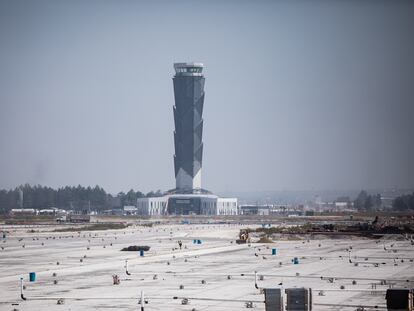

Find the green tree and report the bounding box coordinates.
[392,192,414,211]
[354,190,368,211]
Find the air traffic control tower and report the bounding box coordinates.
[137,62,238,216]
[172,62,205,192]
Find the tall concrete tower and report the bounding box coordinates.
[172,62,205,192]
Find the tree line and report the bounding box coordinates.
[392,192,414,211]
[353,190,382,211]
[0,184,163,214]
[353,190,414,211]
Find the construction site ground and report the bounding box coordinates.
[0,222,413,310]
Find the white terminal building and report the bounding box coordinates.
[137,195,237,216]
[137,62,238,216]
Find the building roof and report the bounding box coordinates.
[123,206,138,211]
[174,62,203,68]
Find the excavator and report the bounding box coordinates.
[236,230,249,244]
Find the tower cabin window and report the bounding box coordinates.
[177,67,202,73]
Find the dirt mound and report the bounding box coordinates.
[121,245,150,251]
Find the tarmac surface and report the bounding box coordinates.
[1,222,413,310]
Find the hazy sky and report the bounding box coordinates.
[0,0,413,194]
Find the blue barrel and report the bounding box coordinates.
[272,248,277,256]
[293,257,299,264]
[193,239,197,244]
[197,240,202,244]
[29,272,36,282]
[139,250,144,257]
